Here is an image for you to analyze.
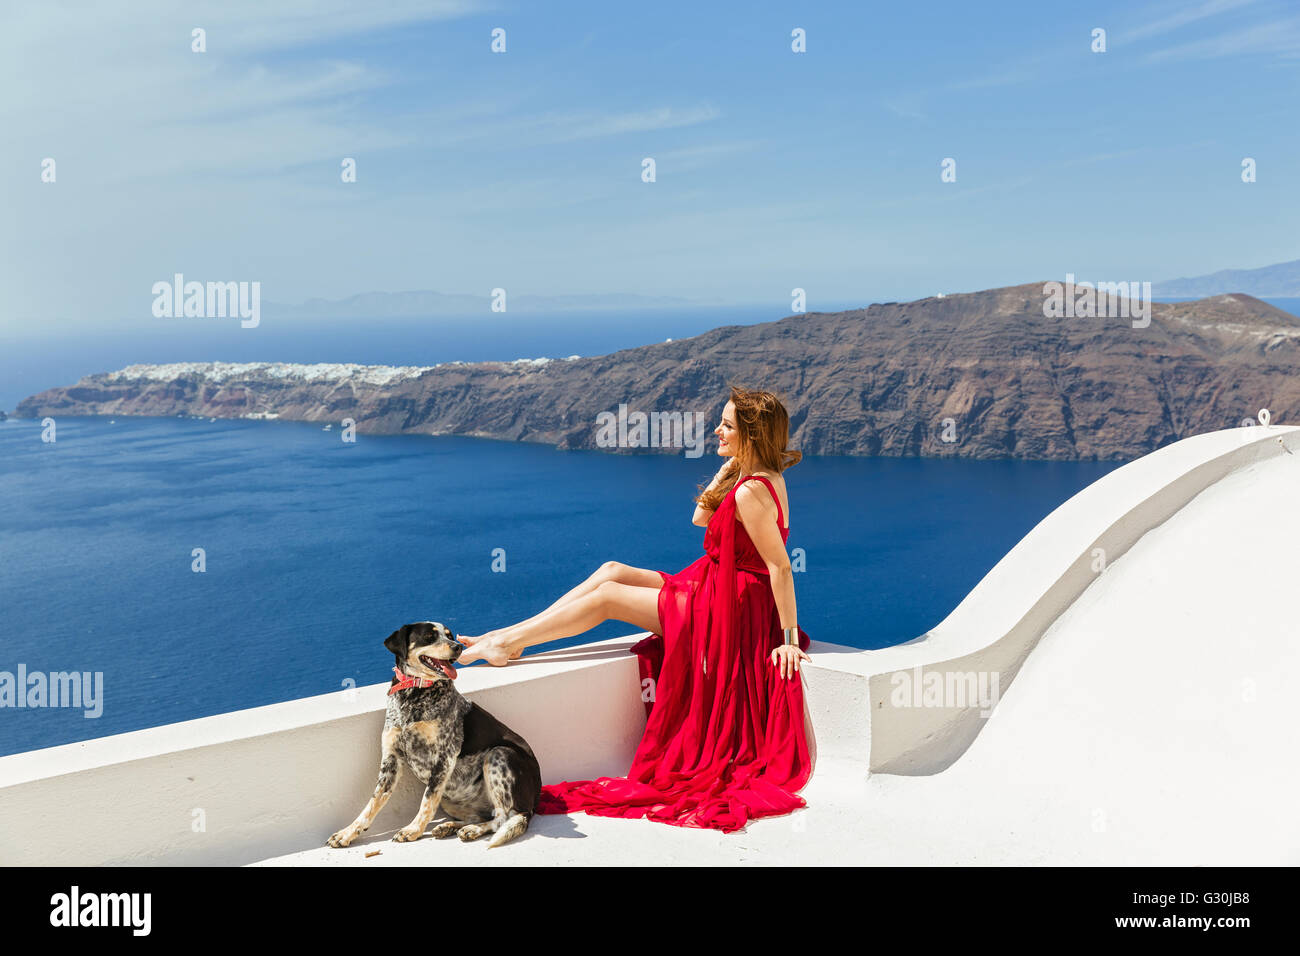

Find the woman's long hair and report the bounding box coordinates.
[695,385,802,513]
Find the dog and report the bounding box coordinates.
[327,621,542,850]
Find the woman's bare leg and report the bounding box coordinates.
[531,561,663,618]
[458,579,663,666]
[460,562,661,660]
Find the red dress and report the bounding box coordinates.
[536,474,814,833]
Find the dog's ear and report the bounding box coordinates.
[384,626,409,657]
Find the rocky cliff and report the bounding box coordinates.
[15,282,1300,459]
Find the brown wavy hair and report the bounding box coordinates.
[695,385,802,512]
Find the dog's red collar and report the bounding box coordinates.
[389,666,438,695]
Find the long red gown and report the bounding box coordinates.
[536,474,814,833]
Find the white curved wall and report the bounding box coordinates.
[854,424,1300,774]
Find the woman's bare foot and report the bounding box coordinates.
[457,632,521,666]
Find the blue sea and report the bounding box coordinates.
[0,415,1121,757]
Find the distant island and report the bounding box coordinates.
[1153,257,1300,297]
[15,281,1300,460]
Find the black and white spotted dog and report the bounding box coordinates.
[327,621,541,850]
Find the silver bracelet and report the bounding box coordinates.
[783,627,798,646]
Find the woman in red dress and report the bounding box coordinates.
[457,386,814,832]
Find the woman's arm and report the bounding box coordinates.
[734,483,810,680]
[734,484,796,627]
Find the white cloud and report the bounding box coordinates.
[1120,0,1259,42]
[494,104,724,146]
[1141,16,1300,61]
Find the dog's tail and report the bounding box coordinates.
[486,812,530,849]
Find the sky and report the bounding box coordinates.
[2,0,1299,338]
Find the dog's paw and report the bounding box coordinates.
[430,821,462,839]
[457,824,487,842]
[328,826,360,848]
[392,825,426,843]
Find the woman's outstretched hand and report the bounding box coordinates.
[770,644,811,680]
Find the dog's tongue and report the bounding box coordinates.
[440,661,457,680]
